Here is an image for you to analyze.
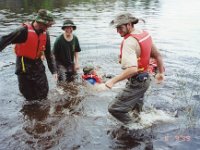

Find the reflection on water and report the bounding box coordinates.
[21,101,50,121]
[0,0,160,13]
[109,127,153,150]
[0,0,200,149]
[18,82,85,149]
[0,0,161,19]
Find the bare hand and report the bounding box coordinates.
[93,83,110,92]
[105,80,114,89]
[40,55,46,61]
[155,73,164,84]
[75,64,80,70]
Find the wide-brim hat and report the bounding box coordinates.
[35,9,55,26]
[62,19,76,30]
[110,12,138,27]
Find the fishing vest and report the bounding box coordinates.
[15,23,47,59]
[120,30,152,72]
[82,74,102,83]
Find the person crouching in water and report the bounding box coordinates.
[53,19,81,83]
[82,66,102,85]
[0,9,57,101]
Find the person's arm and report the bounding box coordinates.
[74,52,80,70]
[44,32,57,77]
[105,66,138,88]
[74,36,81,70]
[105,37,139,88]
[0,26,27,51]
[151,43,164,73]
[150,43,165,83]
[52,36,61,65]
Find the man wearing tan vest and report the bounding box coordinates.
[102,12,165,129]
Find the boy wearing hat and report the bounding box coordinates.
[53,19,81,82]
[100,12,165,129]
[82,66,102,85]
[0,9,57,101]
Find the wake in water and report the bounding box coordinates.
[125,107,177,130]
[83,83,177,129]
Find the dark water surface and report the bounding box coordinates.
[0,0,200,149]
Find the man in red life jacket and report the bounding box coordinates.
[100,12,165,128]
[0,9,57,101]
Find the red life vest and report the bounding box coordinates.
[120,30,152,72]
[82,74,102,83]
[15,23,47,60]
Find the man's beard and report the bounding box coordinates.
[38,29,45,34]
[34,28,45,35]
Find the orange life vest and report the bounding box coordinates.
[120,30,152,72]
[82,74,102,83]
[15,23,47,60]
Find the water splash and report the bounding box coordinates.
[126,107,177,130]
[139,108,176,127]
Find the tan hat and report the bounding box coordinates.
[110,12,138,27]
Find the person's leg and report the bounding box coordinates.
[18,74,38,100]
[34,72,49,100]
[136,97,144,112]
[57,68,67,82]
[66,72,77,82]
[108,77,150,124]
[66,64,77,82]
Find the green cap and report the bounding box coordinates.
[83,66,94,75]
[35,9,55,25]
[62,19,76,30]
[110,12,138,27]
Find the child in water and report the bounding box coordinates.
[82,66,102,85]
[82,59,158,85]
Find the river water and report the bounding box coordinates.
[0,0,200,150]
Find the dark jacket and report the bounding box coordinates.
[53,34,81,68]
